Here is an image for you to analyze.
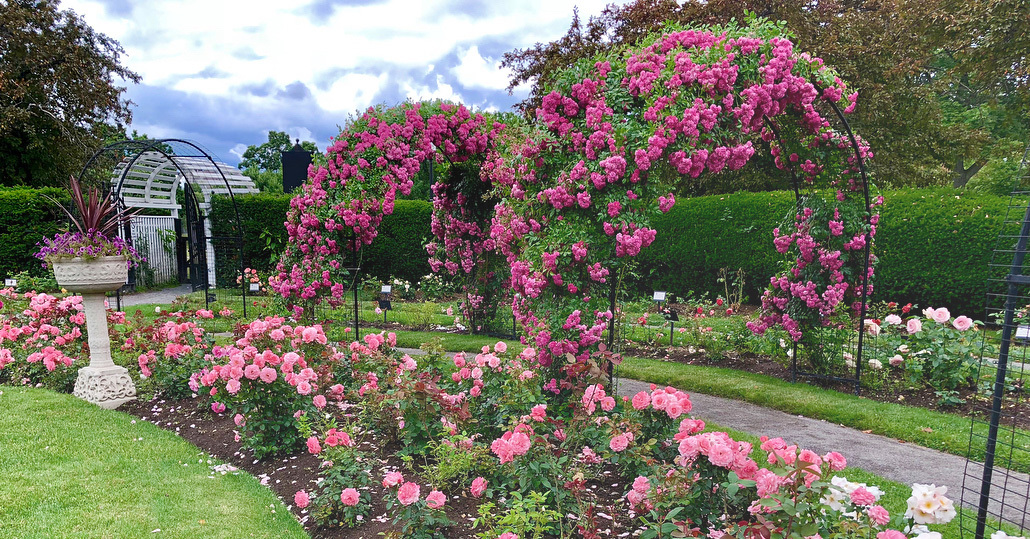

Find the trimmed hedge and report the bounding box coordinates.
[210,194,432,284]
[0,187,68,278]
[636,188,1012,318]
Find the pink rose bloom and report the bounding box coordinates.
[294,490,310,509]
[850,486,877,506]
[340,487,360,506]
[397,481,420,506]
[383,471,404,487]
[626,489,646,505]
[498,534,519,539]
[631,391,650,410]
[233,413,245,426]
[906,318,922,334]
[889,354,904,367]
[426,490,446,509]
[225,378,241,394]
[306,436,321,454]
[632,476,650,493]
[211,402,226,414]
[510,432,531,455]
[609,433,630,452]
[953,315,973,331]
[876,531,906,539]
[494,341,508,353]
[932,307,951,324]
[470,477,488,497]
[470,385,481,397]
[297,381,312,395]
[453,354,466,368]
[313,395,327,409]
[530,404,547,421]
[867,504,890,525]
[823,451,847,471]
[884,314,902,325]
[244,364,261,380]
[600,396,616,412]
[259,367,277,383]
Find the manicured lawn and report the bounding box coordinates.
[0,387,307,539]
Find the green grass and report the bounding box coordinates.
[0,387,307,539]
[619,356,1030,473]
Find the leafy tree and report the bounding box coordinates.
[0,0,139,187]
[237,131,319,193]
[237,131,318,172]
[501,0,1027,189]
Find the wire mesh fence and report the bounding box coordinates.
[961,144,1030,538]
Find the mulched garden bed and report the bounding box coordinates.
[121,396,640,538]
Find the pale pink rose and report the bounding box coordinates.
[626,489,646,505]
[259,367,277,383]
[494,341,508,353]
[884,314,902,325]
[233,413,245,426]
[632,476,650,493]
[923,307,936,319]
[864,320,881,336]
[294,490,310,508]
[953,315,973,331]
[340,487,360,506]
[470,477,488,497]
[244,364,261,380]
[397,481,420,506]
[851,486,877,506]
[932,307,951,324]
[823,451,847,471]
[530,404,547,421]
[631,391,650,410]
[867,505,890,525]
[425,490,446,509]
[383,471,404,487]
[907,318,922,334]
[225,378,241,394]
[609,433,630,452]
[889,355,904,367]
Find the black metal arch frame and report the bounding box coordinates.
[77,138,250,317]
[761,90,873,396]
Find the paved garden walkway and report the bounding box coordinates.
[112,284,193,308]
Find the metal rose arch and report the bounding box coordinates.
[276,18,877,402]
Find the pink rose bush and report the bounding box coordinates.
[0,289,89,390]
[870,302,985,391]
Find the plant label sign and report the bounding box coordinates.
[250,283,260,292]
[4,279,16,287]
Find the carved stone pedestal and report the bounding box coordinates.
[52,255,136,409]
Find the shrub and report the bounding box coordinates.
[636,188,1011,318]
[0,187,68,279]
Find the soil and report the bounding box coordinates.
[120,397,641,538]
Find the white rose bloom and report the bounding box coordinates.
[868,358,883,369]
[885,314,903,325]
[992,531,1029,539]
[912,532,942,539]
[923,307,936,319]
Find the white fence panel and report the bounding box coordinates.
[130,216,178,286]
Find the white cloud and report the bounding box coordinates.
[315,72,389,112]
[59,0,632,163]
[452,45,510,90]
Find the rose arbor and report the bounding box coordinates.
[276,18,877,392]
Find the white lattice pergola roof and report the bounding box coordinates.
[112,151,259,210]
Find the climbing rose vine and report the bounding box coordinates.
[275,18,876,390]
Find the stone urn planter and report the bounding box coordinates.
[52,255,136,409]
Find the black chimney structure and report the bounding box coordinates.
[281,139,313,194]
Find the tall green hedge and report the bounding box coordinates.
[209,194,432,283]
[635,188,1012,318]
[0,187,68,278]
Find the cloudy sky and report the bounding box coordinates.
[60,0,631,166]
